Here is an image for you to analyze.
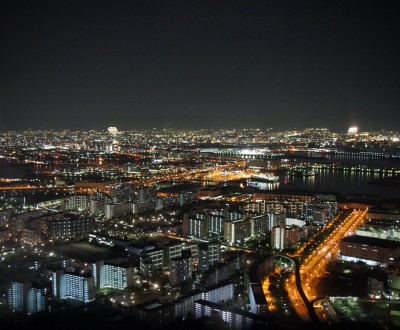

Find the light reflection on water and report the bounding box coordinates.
[279,169,398,198]
[1,159,399,199]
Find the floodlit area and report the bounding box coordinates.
[328,296,374,325]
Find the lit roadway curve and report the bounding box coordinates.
[285,209,367,323]
[299,209,367,300]
[0,185,71,191]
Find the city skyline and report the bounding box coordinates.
[0,118,399,328]
[1,2,400,325]
[1,0,399,131]
[0,126,399,135]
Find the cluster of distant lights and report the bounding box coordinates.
[347,126,399,142]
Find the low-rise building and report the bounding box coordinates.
[340,235,400,267]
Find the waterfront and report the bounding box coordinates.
[281,168,399,199]
[2,158,399,200]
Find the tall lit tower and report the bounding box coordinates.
[347,126,358,146]
[108,126,118,136]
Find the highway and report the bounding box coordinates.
[299,209,367,300]
[284,209,367,323]
[0,185,72,191]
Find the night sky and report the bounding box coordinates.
[1,0,399,131]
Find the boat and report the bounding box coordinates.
[288,167,317,177]
[250,173,280,182]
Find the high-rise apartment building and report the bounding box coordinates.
[198,242,221,272]
[140,247,164,279]
[92,259,133,290]
[170,255,192,286]
[59,272,95,303]
[7,281,50,315]
[271,223,300,250]
[224,219,251,244]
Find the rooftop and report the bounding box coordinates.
[341,235,400,250]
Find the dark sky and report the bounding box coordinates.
[1,0,399,131]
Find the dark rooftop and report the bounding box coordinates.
[251,284,268,305]
[105,258,130,268]
[132,299,174,312]
[341,235,400,250]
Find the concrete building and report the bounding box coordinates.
[7,281,50,315]
[140,247,164,279]
[163,241,187,268]
[63,195,88,212]
[105,201,134,219]
[47,214,94,241]
[201,253,246,287]
[268,212,286,230]
[187,217,209,239]
[59,271,95,303]
[89,192,107,217]
[367,208,400,221]
[132,200,156,214]
[367,275,385,298]
[132,282,235,326]
[93,259,134,290]
[312,206,328,224]
[22,227,42,245]
[194,300,265,330]
[340,235,400,267]
[0,227,11,243]
[208,213,225,237]
[224,219,251,244]
[170,255,192,286]
[131,299,175,328]
[243,195,319,219]
[271,223,299,250]
[388,273,400,293]
[250,214,269,237]
[175,281,235,320]
[198,242,221,272]
[246,255,275,317]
